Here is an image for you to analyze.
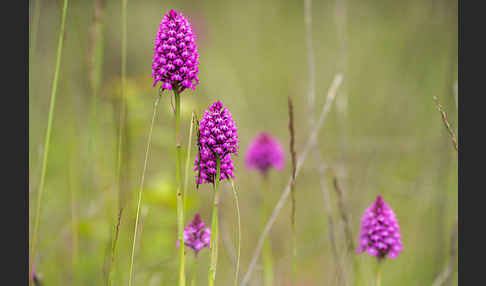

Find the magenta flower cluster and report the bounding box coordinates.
[246,132,285,174]
[177,213,211,255]
[357,195,403,259]
[152,9,199,91]
[195,101,239,184]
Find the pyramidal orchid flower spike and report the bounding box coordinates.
[357,195,403,260]
[195,100,239,184]
[177,213,211,256]
[246,132,285,174]
[152,9,199,91]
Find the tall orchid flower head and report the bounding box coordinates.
[194,101,239,184]
[152,9,199,92]
[357,195,403,260]
[177,213,211,255]
[246,132,285,174]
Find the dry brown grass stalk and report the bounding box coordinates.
[288,96,297,285]
[288,97,297,229]
[433,96,458,152]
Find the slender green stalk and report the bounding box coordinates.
[182,112,194,286]
[208,158,221,286]
[114,0,128,217]
[29,0,69,284]
[109,208,124,286]
[261,177,274,286]
[113,1,127,281]
[190,257,198,286]
[230,179,241,286]
[183,112,195,219]
[128,95,161,286]
[376,260,382,286]
[174,90,186,286]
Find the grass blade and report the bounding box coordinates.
[29,0,69,284]
[128,94,161,285]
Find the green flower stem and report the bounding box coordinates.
[353,254,361,286]
[208,158,221,286]
[29,0,69,284]
[262,177,274,286]
[128,95,161,286]
[190,257,198,286]
[376,260,382,286]
[230,179,241,286]
[175,90,186,286]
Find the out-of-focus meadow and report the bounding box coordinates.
[29,0,458,285]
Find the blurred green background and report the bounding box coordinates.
[29,0,458,285]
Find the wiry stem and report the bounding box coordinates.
[333,177,355,253]
[241,74,343,286]
[128,95,161,286]
[317,165,345,285]
[108,208,124,286]
[288,96,297,285]
[230,179,241,286]
[209,159,222,286]
[174,90,186,286]
[334,175,359,285]
[183,112,196,218]
[433,96,458,152]
[29,0,69,284]
[114,0,128,238]
[332,176,362,283]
